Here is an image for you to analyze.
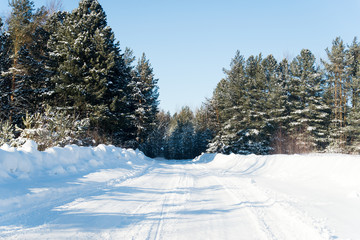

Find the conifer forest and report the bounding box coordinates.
[1,0,360,159]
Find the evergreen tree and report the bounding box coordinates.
[4,0,47,125]
[141,110,171,158]
[193,106,214,156]
[16,25,51,114]
[130,53,159,147]
[206,79,232,153]
[0,18,12,121]
[208,52,273,154]
[322,38,349,151]
[345,38,360,151]
[165,106,196,159]
[268,58,291,153]
[47,0,132,144]
[232,54,270,154]
[208,51,247,153]
[288,49,330,152]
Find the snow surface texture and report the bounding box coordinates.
[0,143,360,239]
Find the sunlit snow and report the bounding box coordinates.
[0,142,359,239]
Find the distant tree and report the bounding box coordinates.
[140,110,171,158]
[208,51,247,153]
[129,53,159,147]
[288,49,330,152]
[206,79,231,153]
[164,106,197,159]
[345,38,360,152]
[268,58,291,153]
[193,106,214,156]
[209,52,273,154]
[322,37,348,151]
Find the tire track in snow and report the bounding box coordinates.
[258,185,338,239]
[0,160,155,232]
[209,171,334,240]
[149,164,193,240]
[209,174,277,240]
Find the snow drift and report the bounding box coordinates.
[0,140,149,181]
[194,153,360,188]
[1,144,360,239]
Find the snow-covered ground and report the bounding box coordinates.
[0,142,360,239]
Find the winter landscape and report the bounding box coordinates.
[0,142,359,239]
[1,0,360,239]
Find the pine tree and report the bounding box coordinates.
[164,106,196,159]
[47,0,131,143]
[322,38,348,151]
[288,49,330,152]
[268,58,291,153]
[16,25,51,114]
[208,51,247,154]
[193,106,214,156]
[130,53,159,148]
[206,79,232,153]
[141,110,171,158]
[233,54,270,154]
[0,18,13,121]
[208,52,273,154]
[5,0,47,125]
[345,38,360,152]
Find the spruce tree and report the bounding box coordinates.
[208,51,247,154]
[130,53,159,147]
[0,18,12,121]
[193,106,214,156]
[288,49,330,152]
[165,106,196,159]
[206,79,232,153]
[141,110,171,158]
[268,58,291,153]
[234,54,270,154]
[5,0,47,125]
[47,0,131,143]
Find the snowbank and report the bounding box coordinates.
[0,140,149,181]
[194,153,360,188]
[1,148,360,239]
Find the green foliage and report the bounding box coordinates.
[0,20,12,121]
[2,1,360,157]
[18,106,90,150]
[129,53,159,147]
[0,120,15,146]
[140,110,171,158]
[287,49,330,152]
[207,52,273,154]
[46,0,138,145]
[207,48,336,155]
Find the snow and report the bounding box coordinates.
[0,140,148,180]
[1,143,360,239]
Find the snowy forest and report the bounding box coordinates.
[1,0,360,159]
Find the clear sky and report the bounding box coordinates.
[1,0,360,114]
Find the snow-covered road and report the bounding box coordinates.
[1,148,360,239]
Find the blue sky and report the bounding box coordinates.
[1,0,360,114]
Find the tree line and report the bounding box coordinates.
[0,0,159,150]
[207,38,360,155]
[143,38,360,158]
[1,0,360,158]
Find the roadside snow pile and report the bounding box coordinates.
[194,153,360,188]
[0,140,149,181]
